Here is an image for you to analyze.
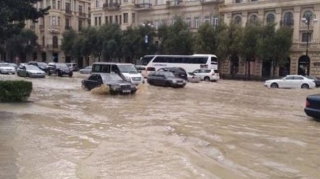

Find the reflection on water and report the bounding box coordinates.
[1,74,320,179]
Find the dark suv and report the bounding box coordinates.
[48,63,73,77]
[157,67,188,81]
[28,61,49,72]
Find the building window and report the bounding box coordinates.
[79,5,83,13]
[235,0,242,3]
[109,16,113,23]
[119,15,122,24]
[65,18,70,29]
[105,16,109,24]
[266,13,275,23]
[66,3,71,11]
[194,17,200,28]
[79,20,83,31]
[95,17,98,26]
[234,16,242,24]
[204,16,210,24]
[58,17,60,26]
[52,36,58,48]
[249,14,258,23]
[98,17,101,25]
[96,0,100,7]
[154,20,159,30]
[42,36,45,47]
[302,33,311,42]
[115,16,118,24]
[213,17,219,26]
[51,16,57,25]
[186,17,191,27]
[52,0,56,9]
[283,12,294,26]
[58,1,61,9]
[132,13,135,24]
[123,13,128,23]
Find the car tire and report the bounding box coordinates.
[204,77,210,82]
[301,84,309,89]
[69,73,73,77]
[165,82,170,87]
[26,73,30,77]
[57,71,62,77]
[270,83,278,88]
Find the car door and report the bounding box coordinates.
[193,69,202,79]
[281,76,294,88]
[19,66,27,76]
[85,75,99,90]
[292,76,304,88]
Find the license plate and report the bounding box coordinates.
[122,90,131,93]
[177,83,183,85]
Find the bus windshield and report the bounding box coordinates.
[141,56,154,66]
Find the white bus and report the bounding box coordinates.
[142,54,218,72]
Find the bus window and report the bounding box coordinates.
[147,67,155,71]
[199,57,207,64]
[142,56,154,65]
[158,57,167,63]
[211,57,218,64]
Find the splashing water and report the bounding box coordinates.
[90,84,111,95]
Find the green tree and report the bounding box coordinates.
[71,36,84,64]
[61,29,77,59]
[160,17,194,54]
[257,23,293,77]
[81,27,98,65]
[122,26,140,63]
[0,0,50,41]
[98,24,122,61]
[6,29,38,62]
[194,23,219,53]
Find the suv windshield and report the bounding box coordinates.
[38,62,48,67]
[102,74,123,81]
[118,65,138,74]
[56,63,68,68]
[26,65,40,70]
[164,72,175,77]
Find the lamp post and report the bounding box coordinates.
[302,12,318,56]
[141,22,153,54]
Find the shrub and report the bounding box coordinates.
[0,80,33,102]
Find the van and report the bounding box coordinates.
[135,65,156,78]
[91,62,144,85]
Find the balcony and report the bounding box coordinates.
[65,26,72,30]
[291,42,320,51]
[299,24,314,31]
[46,45,61,51]
[200,0,222,4]
[135,0,152,10]
[166,0,184,8]
[79,12,88,19]
[48,25,61,34]
[103,2,120,11]
[65,9,72,16]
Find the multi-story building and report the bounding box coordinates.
[220,0,320,78]
[91,0,221,31]
[23,0,91,63]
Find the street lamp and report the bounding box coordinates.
[301,12,318,56]
[141,22,153,54]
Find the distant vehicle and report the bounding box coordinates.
[158,67,188,81]
[66,63,79,71]
[193,68,220,82]
[79,66,92,74]
[135,65,155,78]
[147,71,186,88]
[81,73,137,94]
[305,94,320,119]
[142,54,218,72]
[305,76,320,87]
[28,61,49,72]
[187,72,201,83]
[7,63,18,70]
[91,62,144,85]
[0,63,16,74]
[264,75,316,89]
[17,65,45,78]
[48,63,73,77]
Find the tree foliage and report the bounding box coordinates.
[0,0,50,41]
[61,29,77,57]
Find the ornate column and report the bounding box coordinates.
[293,6,301,43]
[275,8,282,29]
[242,11,248,27]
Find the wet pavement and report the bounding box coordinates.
[1,73,320,179]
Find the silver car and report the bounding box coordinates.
[0,63,16,74]
[17,65,46,78]
[187,72,201,83]
[79,66,92,74]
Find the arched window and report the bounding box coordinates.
[266,13,275,23]
[249,14,258,23]
[283,12,293,26]
[303,11,313,18]
[42,36,45,47]
[234,16,242,24]
[52,36,58,48]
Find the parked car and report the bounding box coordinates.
[79,66,92,74]
[7,63,18,70]
[264,75,316,89]
[147,71,186,88]
[28,61,49,72]
[66,63,79,71]
[0,63,16,74]
[157,67,188,81]
[305,76,320,87]
[187,72,201,83]
[192,69,220,82]
[17,65,46,78]
[305,94,320,119]
[48,63,73,77]
[135,65,156,78]
[81,73,137,94]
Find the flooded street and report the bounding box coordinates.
[1,74,320,179]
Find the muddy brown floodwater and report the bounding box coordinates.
[1,73,320,179]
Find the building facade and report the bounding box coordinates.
[220,0,320,78]
[91,0,221,31]
[23,0,91,64]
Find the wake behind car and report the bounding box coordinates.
[147,71,186,88]
[17,65,46,78]
[48,63,73,77]
[305,94,320,119]
[81,73,137,94]
[0,63,16,74]
[264,75,316,89]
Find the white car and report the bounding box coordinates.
[0,63,16,74]
[193,68,220,82]
[264,75,316,89]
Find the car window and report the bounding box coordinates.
[193,69,200,73]
[214,70,219,73]
[285,76,294,80]
[294,76,304,80]
[204,70,211,73]
[88,75,97,81]
[147,67,155,71]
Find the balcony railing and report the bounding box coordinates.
[166,0,183,7]
[200,0,222,4]
[65,9,72,15]
[79,12,87,18]
[299,24,314,31]
[48,25,61,34]
[103,2,120,11]
[46,45,61,51]
[135,3,152,9]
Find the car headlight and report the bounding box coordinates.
[171,80,177,83]
[111,85,120,90]
[125,76,131,81]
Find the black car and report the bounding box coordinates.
[157,67,188,81]
[306,76,320,87]
[28,61,49,72]
[81,73,137,94]
[48,63,73,77]
[305,94,320,119]
[147,71,186,88]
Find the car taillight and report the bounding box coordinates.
[306,100,311,107]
